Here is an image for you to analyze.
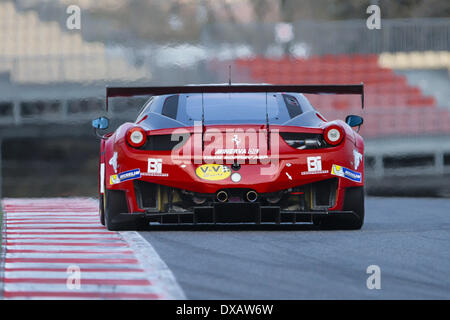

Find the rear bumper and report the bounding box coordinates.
[122,202,357,225]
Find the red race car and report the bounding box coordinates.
[92,84,365,230]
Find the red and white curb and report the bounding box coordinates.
[0,198,185,300]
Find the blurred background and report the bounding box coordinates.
[0,0,449,198]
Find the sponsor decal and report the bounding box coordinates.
[110,168,141,185]
[195,164,231,181]
[301,156,329,175]
[353,149,363,170]
[110,175,120,185]
[109,152,118,173]
[301,170,329,175]
[331,164,362,182]
[118,169,141,181]
[145,158,168,177]
[214,148,259,155]
[209,146,262,162]
[141,172,169,177]
[285,172,292,180]
[148,158,162,173]
[204,154,267,161]
[307,156,322,172]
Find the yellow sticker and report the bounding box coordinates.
[110,174,120,185]
[195,164,231,181]
[331,164,342,176]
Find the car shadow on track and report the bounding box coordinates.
[136,224,322,232]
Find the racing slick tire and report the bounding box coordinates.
[104,189,148,231]
[99,194,105,226]
[314,186,364,230]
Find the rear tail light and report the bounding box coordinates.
[126,127,147,148]
[323,125,344,146]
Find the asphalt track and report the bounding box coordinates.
[139,196,450,299]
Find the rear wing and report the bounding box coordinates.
[105,84,364,111]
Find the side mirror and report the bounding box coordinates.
[92,117,109,130]
[345,115,363,128]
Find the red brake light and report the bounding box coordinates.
[323,125,344,146]
[126,127,147,148]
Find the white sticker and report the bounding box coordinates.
[109,152,118,173]
[148,158,163,174]
[307,156,322,172]
[353,150,363,170]
[232,134,241,147]
[100,163,105,194]
[301,156,328,175]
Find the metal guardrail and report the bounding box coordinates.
[292,18,450,55]
[202,18,450,56]
[365,135,450,178]
[0,97,143,126]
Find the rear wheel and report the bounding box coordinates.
[314,187,364,230]
[99,194,105,226]
[104,189,147,231]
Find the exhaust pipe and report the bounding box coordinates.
[245,190,258,203]
[216,190,229,203]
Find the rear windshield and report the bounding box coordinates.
[178,92,303,125]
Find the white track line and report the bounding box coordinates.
[120,231,186,300]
